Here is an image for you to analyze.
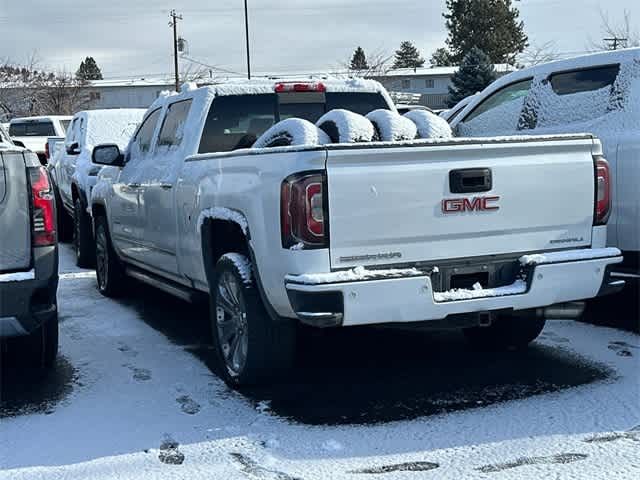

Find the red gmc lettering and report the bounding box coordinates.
[442,196,500,214]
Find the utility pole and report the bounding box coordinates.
[604,36,627,50]
[169,9,183,91]
[244,0,251,79]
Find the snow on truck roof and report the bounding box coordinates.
[147,78,392,111]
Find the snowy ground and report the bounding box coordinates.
[1,244,639,479]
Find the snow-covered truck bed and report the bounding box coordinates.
[89,80,624,387]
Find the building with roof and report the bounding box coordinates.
[371,65,516,110]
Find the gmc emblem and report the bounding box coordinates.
[442,196,500,214]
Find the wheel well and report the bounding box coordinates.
[201,219,249,286]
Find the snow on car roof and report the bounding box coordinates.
[75,108,146,149]
[9,115,73,123]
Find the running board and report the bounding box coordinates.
[125,267,198,303]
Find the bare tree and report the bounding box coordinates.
[588,9,640,51]
[341,48,394,78]
[518,41,560,67]
[32,72,92,115]
[1,56,93,118]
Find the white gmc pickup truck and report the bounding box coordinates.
[90,79,624,387]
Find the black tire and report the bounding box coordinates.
[12,312,59,369]
[95,215,126,297]
[210,253,296,387]
[74,197,95,268]
[53,183,73,243]
[464,313,546,350]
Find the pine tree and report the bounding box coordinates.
[444,0,528,65]
[349,47,369,71]
[447,47,497,107]
[430,47,454,67]
[76,56,103,82]
[392,41,425,70]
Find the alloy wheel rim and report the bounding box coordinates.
[215,271,248,377]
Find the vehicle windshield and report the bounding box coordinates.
[9,121,56,137]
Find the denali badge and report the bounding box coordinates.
[442,196,500,214]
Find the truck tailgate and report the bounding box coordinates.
[326,138,595,269]
[0,151,32,272]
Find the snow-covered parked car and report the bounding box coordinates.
[8,115,71,165]
[450,48,640,275]
[48,109,145,267]
[89,79,623,388]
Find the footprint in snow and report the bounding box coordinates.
[230,452,301,480]
[351,461,440,474]
[123,364,152,381]
[176,395,201,415]
[607,341,638,357]
[583,431,640,443]
[117,342,139,357]
[476,453,587,473]
[158,435,185,465]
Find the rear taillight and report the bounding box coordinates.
[29,166,56,246]
[594,156,611,226]
[275,82,326,93]
[281,172,327,249]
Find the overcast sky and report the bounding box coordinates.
[0,0,638,79]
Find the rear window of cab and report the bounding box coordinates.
[198,92,390,154]
[9,121,56,137]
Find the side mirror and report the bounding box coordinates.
[65,141,80,155]
[92,144,124,167]
[12,140,25,148]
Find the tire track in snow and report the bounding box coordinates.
[350,461,440,474]
[476,453,588,473]
[230,452,302,480]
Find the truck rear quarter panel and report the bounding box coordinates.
[178,148,330,317]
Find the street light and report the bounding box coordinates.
[244,0,251,79]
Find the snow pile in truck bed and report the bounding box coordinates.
[404,109,453,139]
[520,247,621,266]
[366,109,417,141]
[253,118,330,148]
[433,280,527,302]
[286,266,422,284]
[316,109,375,143]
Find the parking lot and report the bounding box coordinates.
[1,244,638,479]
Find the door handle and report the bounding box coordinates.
[160,183,173,190]
[449,168,492,194]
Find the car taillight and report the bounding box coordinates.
[275,82,326,93]
[281,172,327,249]
[29,166,56,246]
[594,156,611,226]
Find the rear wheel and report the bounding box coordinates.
[95,215,125,297]
[74,197,95,268]
[464,313,546,350]
[210,253,296,387]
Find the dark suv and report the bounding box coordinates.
[0,148,58,368]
